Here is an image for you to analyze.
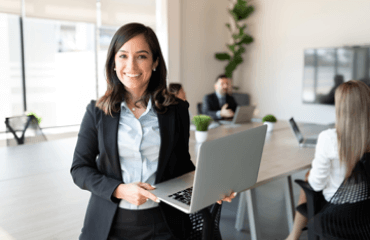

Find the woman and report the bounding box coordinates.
[168,83,186,101]
[71,23,235,240]
[286,80,370,240]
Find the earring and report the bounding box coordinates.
[114,68,116,71]
[153,68,156,72]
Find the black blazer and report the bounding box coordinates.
[202,92,238,120]
[71,99,195,240]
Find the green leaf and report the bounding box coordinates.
[225,55,243,78]
[215,52,231,61]
[225,70,233,79]
[238,24,247,35]
[228,9,239,22]
[231,3,254,21]
[232,33,243,40]
[227,44,236,53]
[233,47,245,57]
[237,35,253,45]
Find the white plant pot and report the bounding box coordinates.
[195,130,208,143]
[264,122,275,132]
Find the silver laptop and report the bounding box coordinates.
[150,125,267,214]
[219,105,256,125]
[289,117,317,148]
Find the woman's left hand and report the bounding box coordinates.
[217,192,237,205]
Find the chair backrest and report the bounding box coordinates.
[318,153,370,240]
[5,115,47,146]
[188,203,222,240]
[197,102,203,115]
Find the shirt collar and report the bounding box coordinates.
[121,98,155,114]
[215,91,226,99]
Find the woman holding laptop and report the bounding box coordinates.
[286,80,370,240]
[71,23,235,240]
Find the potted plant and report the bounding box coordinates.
[192,115,212,143]
[215,0,254,79]
[262,114,277,132]
[26,112,42,129]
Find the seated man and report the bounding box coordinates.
[202,74,238,120]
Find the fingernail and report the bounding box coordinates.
[233,192,237,197]
[152,185,156,189]
[156,199,160,203]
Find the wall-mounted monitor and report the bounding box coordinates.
[302,46,370,105]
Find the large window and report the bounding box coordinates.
[97,26,118,98]
[0,13,24,132]
[0,0,157,134]
[24,18,96,128]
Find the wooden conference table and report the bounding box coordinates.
[0,120,323,240]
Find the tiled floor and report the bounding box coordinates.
[219,170,309,240]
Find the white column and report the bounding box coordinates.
[156,0,181,84]
[167,0,181,84]
[95,0,101,100]
[155,0,169,75]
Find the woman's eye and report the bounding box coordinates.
[119,55,127,59]
[138,55,147,59]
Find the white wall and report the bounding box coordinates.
[240,0,370,124]
[180,0,229,115]
[180,0,370,123]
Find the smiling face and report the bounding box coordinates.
[114,34,158,94]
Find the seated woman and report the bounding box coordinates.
[286,80,370,240]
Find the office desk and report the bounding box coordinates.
[189,121,316,240]
[189,121,314,184]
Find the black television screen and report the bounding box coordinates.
[302,46,370,105]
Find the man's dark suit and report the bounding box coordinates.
[71,99,195,240]
[202,92,238,120]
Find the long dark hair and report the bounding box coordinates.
[168,83,183,95]
[96,23,177,116]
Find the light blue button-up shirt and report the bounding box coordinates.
[117,98,161,210]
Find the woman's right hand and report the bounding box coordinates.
[113,182,160,206]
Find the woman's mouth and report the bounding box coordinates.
[125,73,141,78]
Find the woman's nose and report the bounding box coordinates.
[125,57,138,71]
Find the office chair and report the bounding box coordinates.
[197,103,203,115]
[188,203,222,240]
[295,152,370,240]
[294,180,324,240]
[5,115,47,146]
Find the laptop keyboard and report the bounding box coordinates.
[168,187,193,206]
[305,138,317,144]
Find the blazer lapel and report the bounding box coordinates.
[155,108,175,184]
[212,93,220,109]
[102,110,123,181]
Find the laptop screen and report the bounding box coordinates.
[289,118,304,143]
